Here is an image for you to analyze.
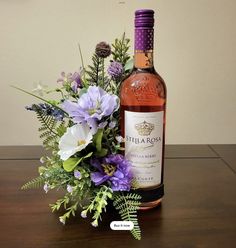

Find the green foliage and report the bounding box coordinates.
[112,33,131,66]
[33,107,66,150]
[59,201,79,224]
[16,34,144,241]
[21,175,45,190]
[113,192,142,240]
[86,53,104,86]
[93,129,103,151]
[62,152,93,172]
[50,194,79,224]
[50,194,70,212]
[82,185,113,226]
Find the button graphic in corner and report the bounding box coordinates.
[110,221,134,230]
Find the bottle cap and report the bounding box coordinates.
[135,9,154,28]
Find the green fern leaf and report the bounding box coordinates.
[113,192,142,240]
[86,53,103,85]
[21,176,45,190]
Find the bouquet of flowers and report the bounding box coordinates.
[14,34,142,240]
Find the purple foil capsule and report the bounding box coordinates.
[135,9,155,51]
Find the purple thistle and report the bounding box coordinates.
[90,154,133,191]
[107,61,124,79]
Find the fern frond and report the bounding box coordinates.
[34,108,66,149]
[21,176,45,190]
[86,53,103,85]
[113,192,142,240]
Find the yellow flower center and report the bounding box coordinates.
[102,163,116,176]
[78,139,86,146]
[88,109,96,115]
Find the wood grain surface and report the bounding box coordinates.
[0,145,235,248]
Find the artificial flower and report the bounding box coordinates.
[95,42,111,58]
[62,86,119,132]
[74,170,82,179]
[26,103,65,121]
[91,154,132,191]
[32,82,47,96]
[107,61,124,79]
[58,123,93,161]
[57,71,82,90]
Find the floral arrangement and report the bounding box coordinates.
[14,34,142,240]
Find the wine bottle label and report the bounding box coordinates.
[125,110,164,188]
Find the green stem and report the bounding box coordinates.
[102,58,105,88]
[11,85,68,116]
[78,43,85,70]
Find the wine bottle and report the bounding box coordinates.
[120,9,167,210]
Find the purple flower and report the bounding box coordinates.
[62,86,119,132]
[71,72,82,92]
[90,154,133,191]
[74,170,82,179]
[107,61,124,79]
[57,72,71,84]
[98,121,108,129]
[109,121,116,129]
[43,183,50,193]
[67,185,73,193]
[57,71,82,91]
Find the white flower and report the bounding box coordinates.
[43,183,50,193]
[67,185,73,193]
[81,210,87,218]
[58,123,93,161]
[116,136,125,143]
[32,82,47,96]
[59,216,65,225]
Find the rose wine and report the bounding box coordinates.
[120,9,167,210]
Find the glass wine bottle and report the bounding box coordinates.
[120,9,167,210]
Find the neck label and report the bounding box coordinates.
[135,28,154,51]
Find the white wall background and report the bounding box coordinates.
[0,0,236,145]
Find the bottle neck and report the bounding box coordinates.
[134,27,154,69]
[134,50,154,69]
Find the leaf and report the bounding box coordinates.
[63,157,83,172]
[63,152,93,172]
[113,193,142,240]
[79,88,87,97]
[93,129,103,152]
[95,148,108,157]
[83,152,93,159]
[124,59,134,72]
[38,166,47,174]
[21,176,45,190]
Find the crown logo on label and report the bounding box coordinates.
[135,121,154,136]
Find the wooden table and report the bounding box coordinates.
[0,145,236,248]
